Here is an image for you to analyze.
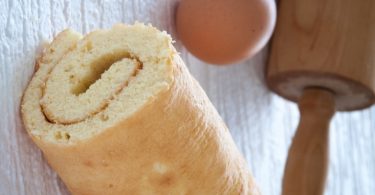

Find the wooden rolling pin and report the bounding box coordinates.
[267,0,375,194]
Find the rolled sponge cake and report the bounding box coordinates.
[21,23,258,195]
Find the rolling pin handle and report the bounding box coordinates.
[282,88,335,195]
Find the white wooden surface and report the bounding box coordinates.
[1,0,374,195]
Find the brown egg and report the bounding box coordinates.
[176,0,276,65]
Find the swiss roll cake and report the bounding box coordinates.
[21,23,258,195]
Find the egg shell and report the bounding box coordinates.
[176,0,276,65]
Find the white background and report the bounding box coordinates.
[0,0,374,194]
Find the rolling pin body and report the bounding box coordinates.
[268,0,375,194]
